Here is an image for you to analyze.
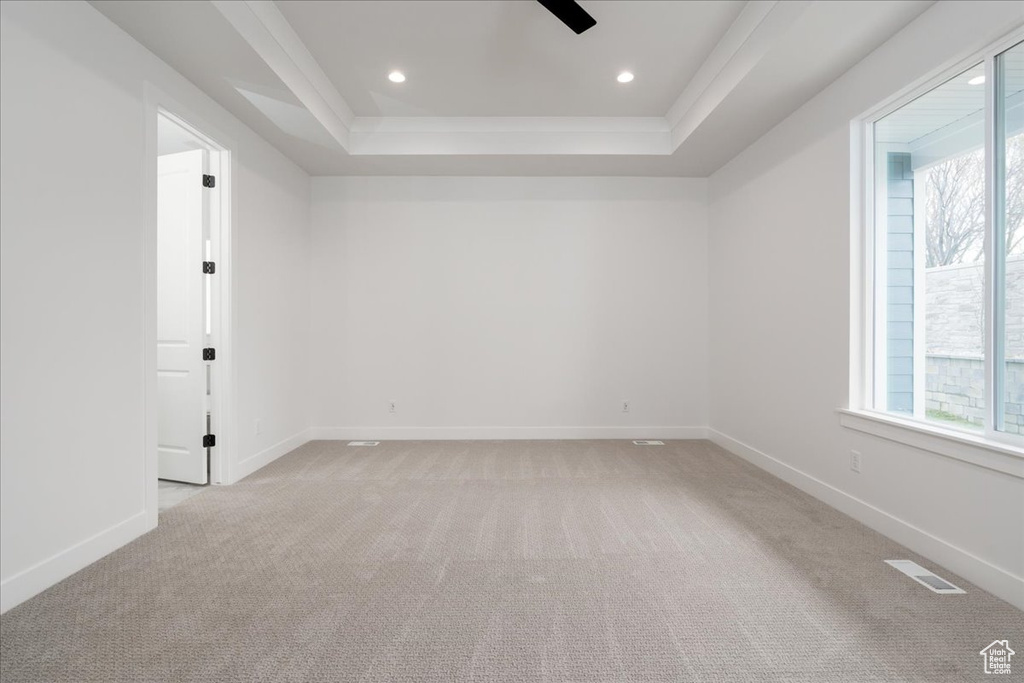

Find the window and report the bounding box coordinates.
[995,41,1024,435]
[861,35,1023,445]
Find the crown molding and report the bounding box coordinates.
[211,0,354,149]
[347,116,671,155]
[213,0,807,158]
[347,117,670,133]
[666,1,811,148]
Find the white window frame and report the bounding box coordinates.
[845,27,1024,478]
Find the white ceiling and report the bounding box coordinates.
[90,0,936,176]
[275,0,745,117]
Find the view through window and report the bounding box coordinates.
[870,40,1023,437]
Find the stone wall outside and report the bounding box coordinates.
[925,356,1024,434]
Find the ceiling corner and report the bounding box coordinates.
[211,0,355,150]
[665,0,811,150]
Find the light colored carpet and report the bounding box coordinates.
[1,440,1020,682]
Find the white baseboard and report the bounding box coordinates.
[707,428,1024,611]
[232,428,313,484]
[12,427,1011,617]
[1,430,313,615]
[310,426,708,441]
[0,510,152,614]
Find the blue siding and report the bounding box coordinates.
[887,152,914,414]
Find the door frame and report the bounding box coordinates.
[143,84,236,527]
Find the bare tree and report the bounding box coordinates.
[923,148,986,267]
[1005,133,1024,256]
[922,133,1024,267]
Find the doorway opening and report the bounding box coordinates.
[155,111,227,512]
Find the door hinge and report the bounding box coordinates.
[203,347,216,361]
[203,261,215,274]
[203,174,216,188]
[203,434,216,448]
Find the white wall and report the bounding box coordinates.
[0,0,311,612]
[708,1,1024,608]
[310,177,708,439]
[233,137,311,481]
[3,0,1020,620]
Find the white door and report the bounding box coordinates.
[157,150,209,484]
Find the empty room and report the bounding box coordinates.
[1,1,1022,681]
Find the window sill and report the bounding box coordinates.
[838,409,1024,479]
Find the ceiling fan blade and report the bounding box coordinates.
[536,0,597,35]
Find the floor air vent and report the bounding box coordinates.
[347,441,380,447]
[885,560,964,594]
[633,440,664,446]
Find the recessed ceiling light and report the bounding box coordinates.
[617,71,634,84]
[388,71,406,83]
[968,75,985,85]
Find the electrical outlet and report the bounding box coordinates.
[850,450,861,473]
[622,400,630,414]
[388,400,397,414]
[255,419,262,435]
